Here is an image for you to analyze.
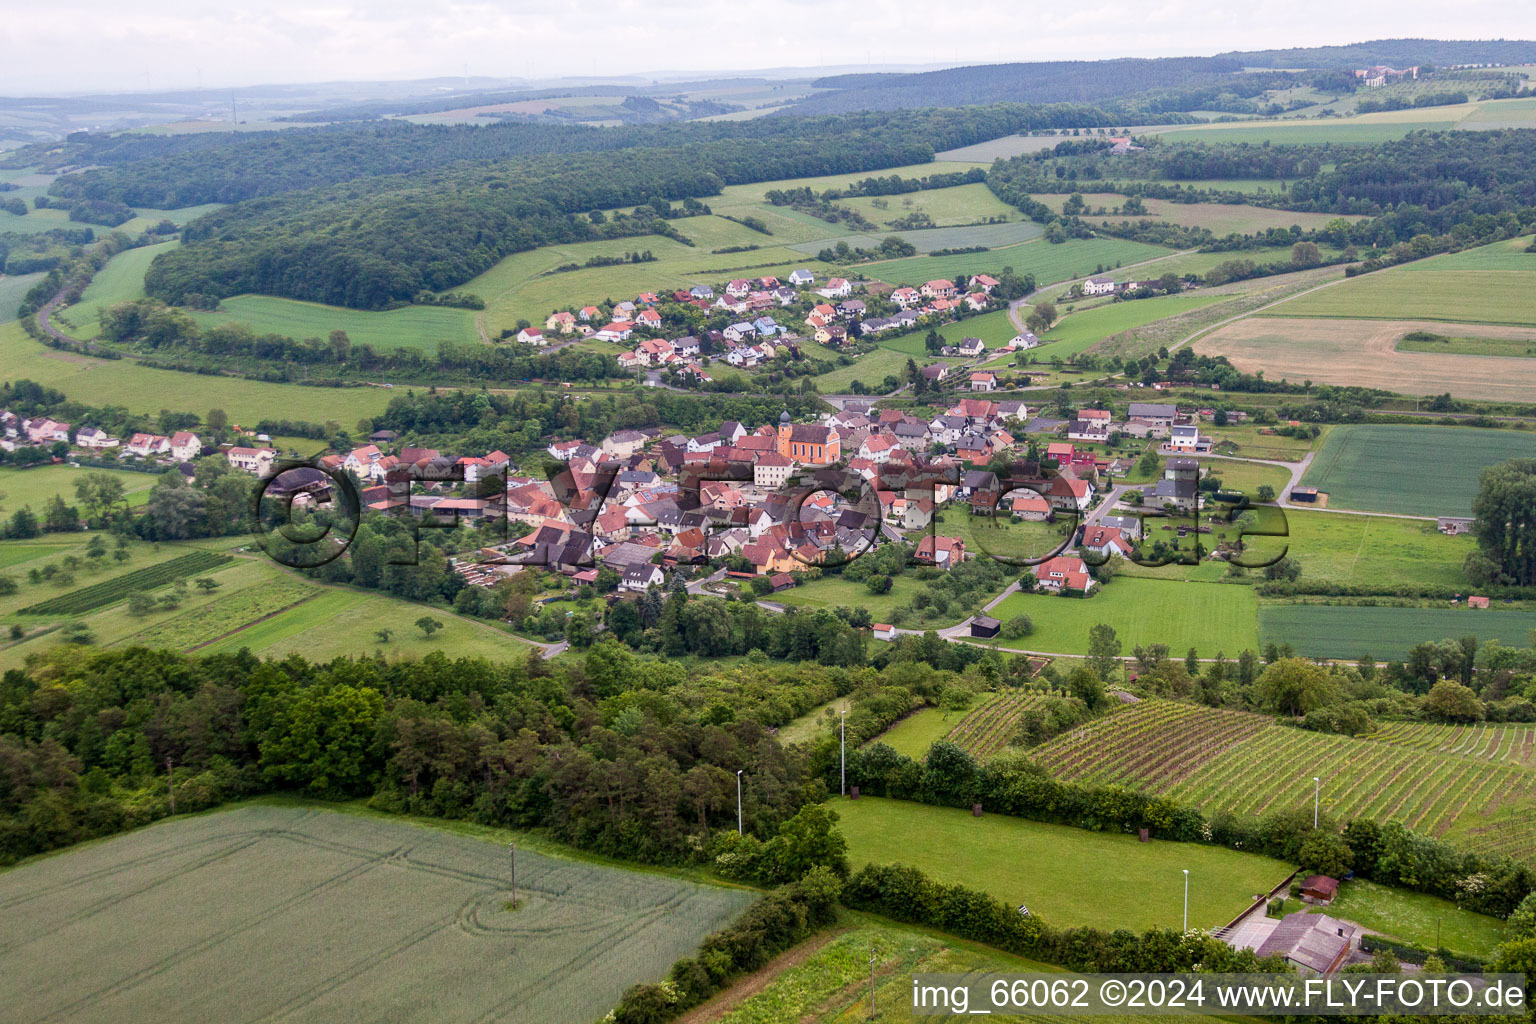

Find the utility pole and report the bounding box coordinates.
[736,769,744,836]
[840,708,847,797]
[1313,776,1321,829]
[166,756,175,814]
[508,841,516,911]
[1182,869,1189,932]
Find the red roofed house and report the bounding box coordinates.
[921,279,957,300]
[915,534,966,567]
[1035,555,1094,592]
[516,327,546,345]
[891,287,920,308]
[1080,526,1132,559]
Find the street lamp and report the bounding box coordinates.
[840,708,848,797]
[508,841,516,911]
[1313,776,1321,829]
[1182,869,1189,932]
[736,769,744,836]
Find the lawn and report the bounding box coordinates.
[0,464,159,511]
[935,507,1072,566]
[833,797,1292,932]
[867,237,1176,290]
[989,577,1260,656]
[188,294,481,352]
[1299,424,1535,517]
[773,573,932,623]
[1257,603,1536,660]
[1304,879,1507,961]
[834,182,1022,227]
[1206,423,1324,462]
[0,805,750,1024]
[0,320,395,424]
[1032,294,1225,361]
[868,707,966,759]
[813,345,933,393]
[935,309,1020,351]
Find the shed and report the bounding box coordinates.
[769,572,796,592]
[1289,487,1318,503]
[971,615,1001,639]
[1299,874,1339,904]
[1468,595,1490,609]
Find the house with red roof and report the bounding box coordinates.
[915,534,966,567]
[1035,555,1094,592]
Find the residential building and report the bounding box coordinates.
[920,279,957,300]
[1035,554,1093,592]
[1082,277,1117,296]
[169,431,202,461]
[516,327,547,345]
[227,446,277,475]
[73,426,118,449]
[970,371,997,392]
[1127,402,1177,427]
[915,534,966,566]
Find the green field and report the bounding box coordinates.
[1281,509,1474,590]
[0,320,395,424]
[189,294,482,352]
[1266,260,1536,326]
[1031,698,1536,861]
[1299,424,1533,517]
[1029,193,1355,235]
[1258,603,1536,660]
[63,239,179,339]
[989,577,1259,656]
[1371,720,1536,768]
[834,797,1291,932]
[1304,879,1507,961]
[834,182,1022,227]
[813,345,939,393]
[1397,333,1536,358]
[935,308,1022,350]
[771,573,932,622]
[0,465,159,511]
[1411,235,1536,271]
[1032,294,1225,360]
[0,805,750,1024]
[869,707,968,758]
[1152,120,1457,146]
[787,220,1043,256]
[868,237,1175,290]
[0,271,44,323]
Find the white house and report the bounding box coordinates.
[788,268,816,286]
[226,446,277,475]
[1082,277,1117,296]
[970,371,997,392]
[818,278,851,299]
[621,563,665,592]
[516,327,547,346]
[169,431,202,461]
[127,433,170,458]
[958,337,986,358]
[74,427,119,450]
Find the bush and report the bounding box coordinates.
[1001,614,1034,639]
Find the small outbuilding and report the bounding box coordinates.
[971,615,1001,639]
[1299,874,1339,904]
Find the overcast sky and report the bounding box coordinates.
[4,0,1536,95]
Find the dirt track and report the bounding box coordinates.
[1196,317,1536,400]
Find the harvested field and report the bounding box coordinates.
[0,805,750,1024]
[1195,317,1536,400]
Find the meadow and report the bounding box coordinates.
[787,220,1043,256]
[1257,604,1536,661]
[770,573,931,623]
[1397,333,1536,359]
[0,464,159,510]
[867,237,1175,290]
[834,797,1292,932]
[833,182,1022,227]
[0,271,44,323]
[1031,699,1536,860]
[1298,424,1534,517]
[989,577,1260,657]
[188,294,481,352]
[1279,509,1474,590]
[1150,119,1458,146]
[0,805,750,1024]
[869,707,966,759]
[1304,879,1507,961]
[1263,259,1536,326]
[0,320,396,424]
[62,239,178,339]
[1028,193,1356,235]
[1030,294,1225,361]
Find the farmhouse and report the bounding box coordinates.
[1083,277,1117,296]
[1127,403,1177,427]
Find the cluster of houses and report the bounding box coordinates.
[1355,65,1418,87]
[0,409,291,480]
[1062,402,1211,453]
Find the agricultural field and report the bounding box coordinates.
[1303,879,1508,962]
[1206,423,1325,462]
[944,690,1052,759]
[0,464,159,511]
[0,805,750,1024]
[188,294,482,353]
[787,220,1043,256]
[1031,698,1536,860]
[1398,333,1536,359]
[868,237,1175,291]
[1027,193,1357,235]
[115,576,319,651]
[1197,315,1536,402]
[988,578,1260,657]
[936,133,1064,161]
[0,270,44,323]
[833,182,1022,227]
[834,797,1291,932]
[0,320,396,424]
[1279,510,1475,591]
[1028,294,1226,361]
[1150,118,1460,146]
[1371,721,1536,768]
[17,549,233,615]
[1298,424,1534,516]
[1257,604,1536,661]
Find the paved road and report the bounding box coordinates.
[1006,249,1203,333]
[686,567,730,595]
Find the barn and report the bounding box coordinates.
[971,615,1001,639]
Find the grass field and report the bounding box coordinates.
[0,805,750,1024]
[1028,193,1357,235]
[62,240,178,339]
[0,464,159,511]
[868,237,1175,290]
[0,271,44,323]
[1151,119,1457,146]
[1257,604,1536,660]
[189,295,481,352]
[1197,315,1536,401]
[1031,294,1225,361]
[834,797,1291,932]
[1030,698,1536,860]
[869,707,967,758]
[772,573,931,623]
[0,320,395,424]
[1304,879,1507,961]
[1280,509,1474,590]
[1398,333,1536,358]
[989,577,1260,656]
[787,220,1044,256]
[1262,251,1536,325]
[834,182,1022,227]
[1299,424,1534,517]
[813,345,942,393]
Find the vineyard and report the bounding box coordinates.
[17,550,235,615]
[115,577,318,651]
[945,690,1051,759]
[1029,699,1536,862]
[1370,721,1536,767]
